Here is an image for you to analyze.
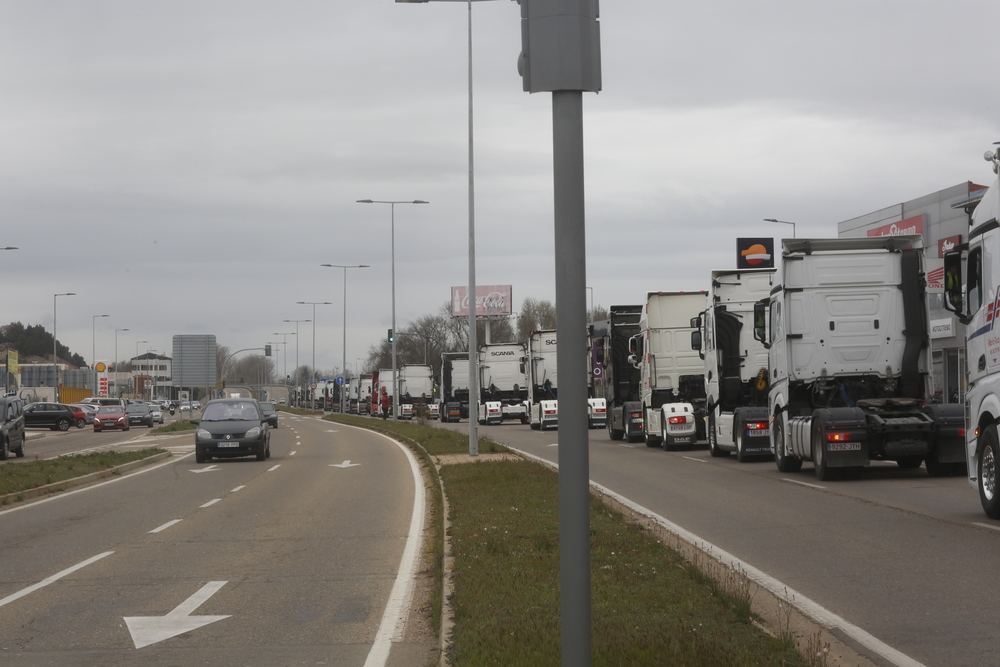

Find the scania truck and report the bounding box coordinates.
[478,342,528,425]
[600,305,645,441]
[629,292,707,448]
[943,145,1000,516]
[692,268,775,461]
[759,236,965,481]
[523,330,559,430]
[399,364,434,420]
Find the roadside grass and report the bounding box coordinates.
[0,448,165,499]
[443,459,806,666]
[325,414,806,666]
[150,420,196,434]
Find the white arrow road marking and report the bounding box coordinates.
[0,552,113,609]
[125,581,231,649]
[330,460,361,468]
[191,465,219,474]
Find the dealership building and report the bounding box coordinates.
[836,180,988,404]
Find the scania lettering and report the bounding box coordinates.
[759,236,965,481]
[692,268,775,461]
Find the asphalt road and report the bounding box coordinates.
[435,418,999,667]
[0,412,433,666]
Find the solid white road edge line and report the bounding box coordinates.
[349,426,426,667]
[972,521,1000,532]
[0,452,195,518]
[507,445,927,667]
[0,551,114,609]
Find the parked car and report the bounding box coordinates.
[125,403,155,428]
[192,398,270,463]
[0,395,25,459]
[80,397,127,408]
[70,403,99,425]
[93,405,129,432]
[147,403,164,424]
[23,402,87,431]
[259,401,278,428]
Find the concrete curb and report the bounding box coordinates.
[0,451,172,506]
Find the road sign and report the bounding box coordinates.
[310,382,317,389]
[336,376,345,385]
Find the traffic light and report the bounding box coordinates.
[265,344,271,357]
[388,329,394,343]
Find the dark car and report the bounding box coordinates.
[193,398,270,464]
[259,401,278,428]
[0,395,25,459]
[94,405,129,432]
[23,402,86,431]
[125,403,155,427]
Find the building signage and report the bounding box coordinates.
[938,234,963,258]
[930,318,954,340]
[736,238,774,269]
[451,285,513,317]
[866,214,924,239]
[925,258,944,294]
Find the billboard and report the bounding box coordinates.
[451,285,513,317]
[172,335,217,387]
[736,238,774,269]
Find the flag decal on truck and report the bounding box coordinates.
[970,286,1000,341]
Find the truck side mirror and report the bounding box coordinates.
[690,315,702,328]
[942,249,967,321]
[690,330,702,351]
[753,300,770,349]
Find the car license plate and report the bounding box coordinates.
[828,442,861,451]
[218,442,240,448]
[748,429,769,437]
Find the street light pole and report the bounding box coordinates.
[53,292,76,403]
[321,263,370,414]
[764,218,797,238]
[296,301,332,391]
[357,199,428,421]
[114,328,128,398]
[283,319,310,406]
[92,314,109,394]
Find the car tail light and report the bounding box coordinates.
[668,415,687,425]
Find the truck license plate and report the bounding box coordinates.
[828,442,861,452]
[748,429,769,437]
[669,425,688,432]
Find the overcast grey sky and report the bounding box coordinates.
[1,1,997,374]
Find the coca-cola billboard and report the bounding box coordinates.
[866,214,924,239]
[451,285,513,317]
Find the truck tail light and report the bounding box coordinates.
[745,422,768,431]
[668,415,687,425]
[827,432,854,442]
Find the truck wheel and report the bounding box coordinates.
[707,414,728,458]
[645,421,662,448]
[0,438,8,461]
[530,419,540,431]
[978,426,1000,519]
[735,429,748,463]
[608,419,624,441]
[925,450,949,477]
[773,418,802,473]
[812,425,838,481]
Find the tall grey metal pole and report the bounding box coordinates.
[391,203,398,421]
[53,292,75,403]
[553,89,591,667]
[466,0,479,455]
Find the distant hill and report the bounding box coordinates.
[0,321,86,368]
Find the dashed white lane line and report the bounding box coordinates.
[267,465,281,472]
[682,456,706,463]
[782,478,826,490]
[972,522,1000,532]
[231,485,245,492]
[149,519,182,534]
[200,499,221,508]
[0,552,114,609]
[289,451,297,456]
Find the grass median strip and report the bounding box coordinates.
[0,448,165,499]
[326,414,809,665]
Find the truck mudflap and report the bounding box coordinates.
[480,401,503,425]
[812,407,870,468]
[921,403,968,475]
[735,406,772,457]
[443,402,462,422]
[400,404,414,420]
[539,400,558,430]
[661,402,697,447]
[588,398,607,428]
